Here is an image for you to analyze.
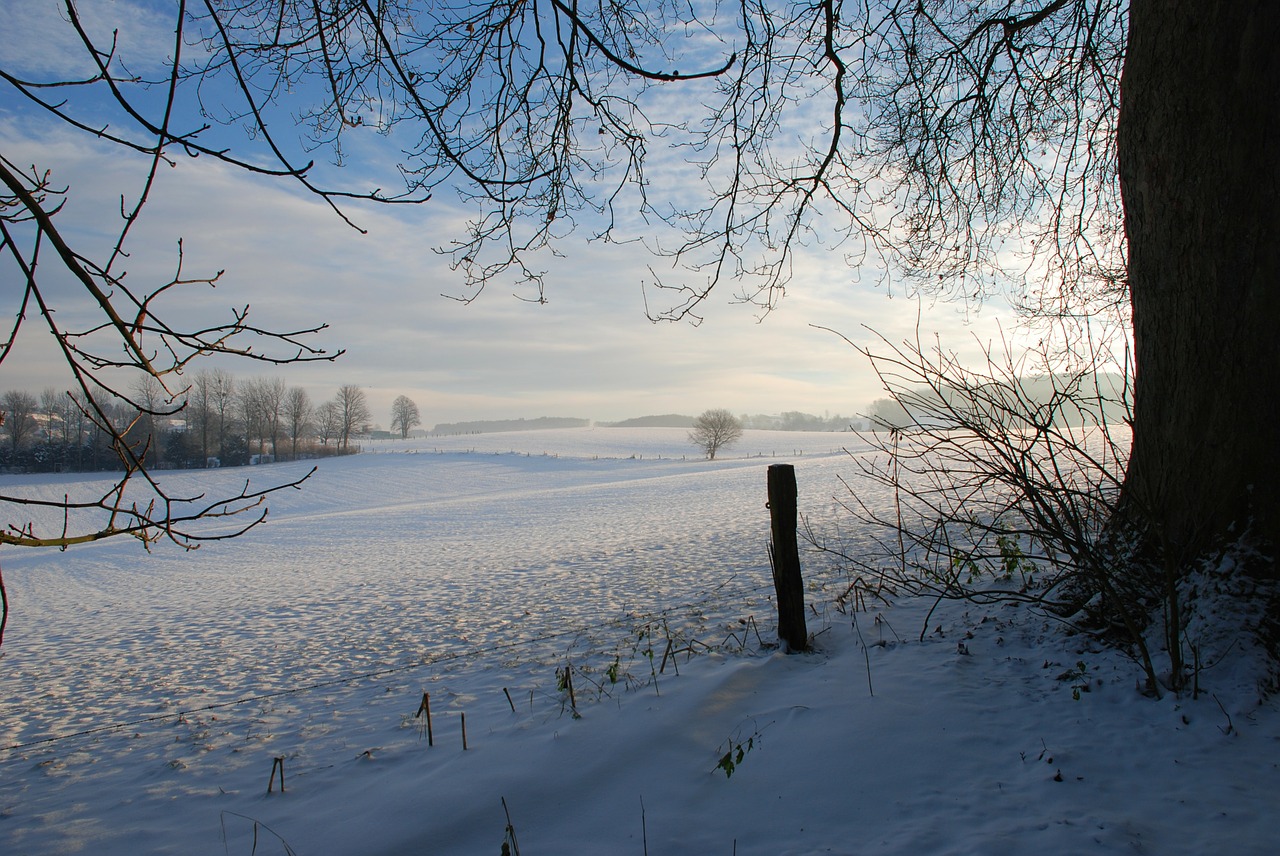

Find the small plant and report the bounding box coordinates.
[637,623,662,694]
[995,533,1037,583]
[948,551,983,586]
[944,533,1038,588]
[713,719,771,779]
[715,735,756,779]
[1056,660,1090,700]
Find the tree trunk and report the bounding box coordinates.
[1117,0,1280,571]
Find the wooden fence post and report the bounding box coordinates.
[767,464,808,652]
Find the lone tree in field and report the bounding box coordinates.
[390,395,422,440]
[4,1,1277,642]
[689,410,744,461]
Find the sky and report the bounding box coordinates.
[0,0,1025,430]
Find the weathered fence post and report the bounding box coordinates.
[767,464,808,652]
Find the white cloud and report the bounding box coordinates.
[1,75,1025,431]
[0,0,181,79]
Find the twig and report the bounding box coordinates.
[1212,694,1235,736]
[501,797,521,856]
[641,795,649,856]
[851,612,875,697]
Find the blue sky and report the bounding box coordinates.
[0,0,1021,429]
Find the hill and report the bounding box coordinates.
[429,416,590,434]
[599,413,695,428]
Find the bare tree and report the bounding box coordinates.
[2,391,38,456]
[315,401,342,448]
[130,375,170,469]
[689,409,744,461]
[189,371,216,465]
[39,388,65,445]
[62,390,89,468]
[390,395,422,440]
[238,0,1266,588]
[335,386,371,453]
[241,376,288,458]
[207,370,238,464]
[283,386,314,460]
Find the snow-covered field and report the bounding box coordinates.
[1,427,1276,854]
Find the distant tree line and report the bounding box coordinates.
[739,412,862,432]
[602,414,696,429]
[0,375,380,474]
[862,373,1132,431]
[602,412,862,431]
[430,417,589,435]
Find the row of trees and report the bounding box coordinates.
[740,412,859,432]
[0,378,395,474]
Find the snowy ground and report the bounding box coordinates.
[1,427,1276,854]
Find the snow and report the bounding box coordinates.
[1,427,1276,854]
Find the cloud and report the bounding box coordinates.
[0,0,182,79]
[1,86,1024,431]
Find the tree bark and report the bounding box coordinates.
[1117,0,1280,570]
